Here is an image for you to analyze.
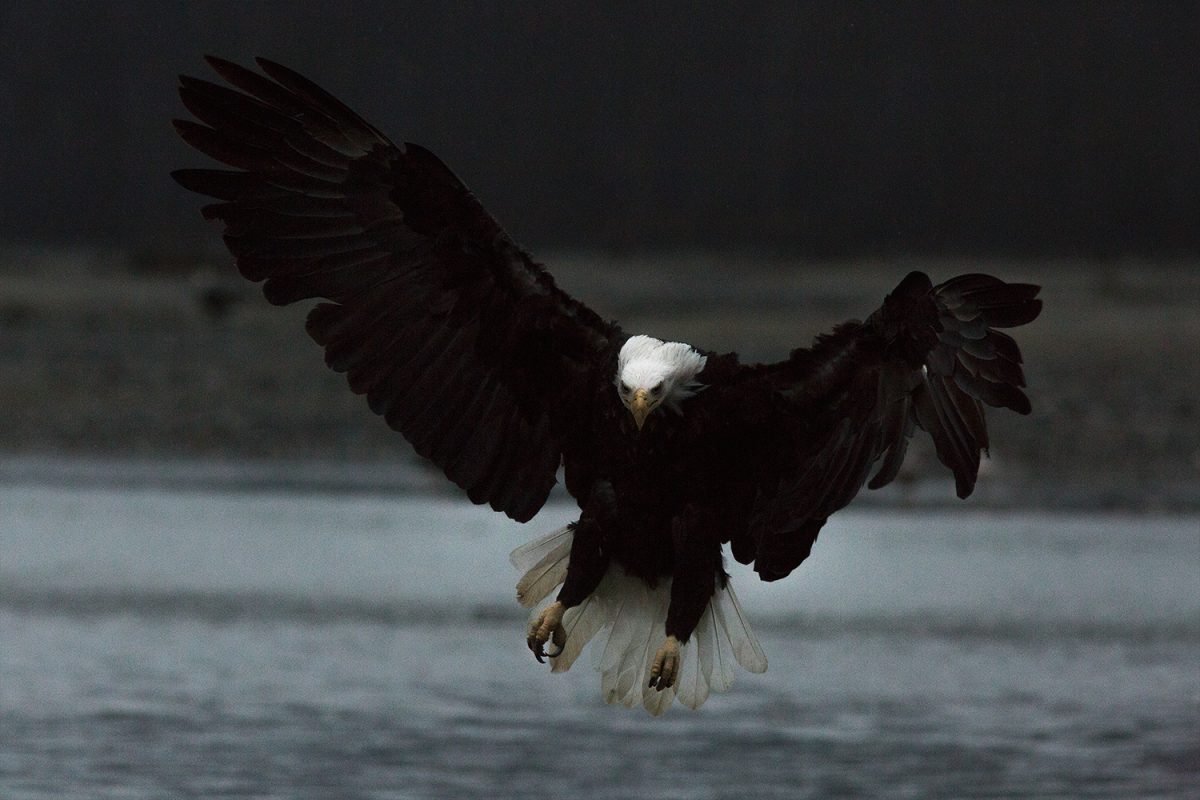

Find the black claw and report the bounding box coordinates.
[528,635,546,663]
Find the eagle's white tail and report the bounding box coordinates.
[510,525,767,716]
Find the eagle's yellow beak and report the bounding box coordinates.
[630,388,652,430]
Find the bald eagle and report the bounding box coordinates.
[173,57,1042,715]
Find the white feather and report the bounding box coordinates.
[674,625,705,710]
[509,524,573,572]
[676,607,713,710]
[549,592,604,673]
[715,579,768,673]
[514,543,571,608]
[511,524,573,607]
[606,573,660,707]
[706,602,736,693]
[595,572,638,673]
[513,525,767,715]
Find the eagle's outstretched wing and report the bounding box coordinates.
[714,271,1041,581]
[173,57,619,521]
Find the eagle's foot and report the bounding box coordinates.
[648,635,681,691]
[527,600,567,663]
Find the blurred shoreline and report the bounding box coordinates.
[2,246,1197,511]
[1,453,1196,513]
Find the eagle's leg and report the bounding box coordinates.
[526,488,612,663]
[650,504,723,691]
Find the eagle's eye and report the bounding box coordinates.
[651,381,664,395]
[619,382,631,394]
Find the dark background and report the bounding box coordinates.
[1,1,1196,258]
[0,2,1196,509]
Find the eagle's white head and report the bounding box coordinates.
[615,335,707,430]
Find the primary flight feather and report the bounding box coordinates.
[173,57,1042,714]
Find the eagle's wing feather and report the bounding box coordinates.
[710,271,1040,581]
[173,57,619,521]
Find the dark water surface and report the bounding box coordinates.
[2,485,1197,799]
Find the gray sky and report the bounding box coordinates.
[2,1,1196,257]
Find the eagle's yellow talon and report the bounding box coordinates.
[527,601,567,663]
[648,635,680,690]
